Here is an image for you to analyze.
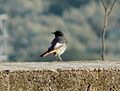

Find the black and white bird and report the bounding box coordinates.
[40,30,68,61]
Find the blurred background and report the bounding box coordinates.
[0,0,120,62]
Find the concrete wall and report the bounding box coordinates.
[0,61,120,91]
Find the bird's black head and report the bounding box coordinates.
[52,30,64,37]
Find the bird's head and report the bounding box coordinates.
[52,30,64,37]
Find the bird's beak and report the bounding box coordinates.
[51,31,54,34]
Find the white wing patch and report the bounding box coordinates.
[54,43,63,49]
[48,43,67,55]
[48,43,63,49]
[55,43,67,55]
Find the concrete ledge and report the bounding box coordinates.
[0,61,120,91]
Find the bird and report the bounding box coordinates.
[40,30,68,61]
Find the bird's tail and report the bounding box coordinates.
[40,51,49,57]
[40,48,61,57]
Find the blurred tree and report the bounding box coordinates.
[48,0,91,16]
[101,0,116,60]
[0,0,119,61]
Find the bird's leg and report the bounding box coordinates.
[58,55,64,62]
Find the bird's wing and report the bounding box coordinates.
[48,38,58,51]
[54,43,63,49]
[49,37,67,50]
[48,42,64,51]
[40,43,63,57]
[40,36,67,57]
[40,46,62,57]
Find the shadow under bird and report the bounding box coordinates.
[40,30,68,61]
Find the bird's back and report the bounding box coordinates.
[48,36,67,51]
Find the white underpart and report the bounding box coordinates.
[54,43,67,55]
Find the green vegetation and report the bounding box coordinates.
[0,0,120,61]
